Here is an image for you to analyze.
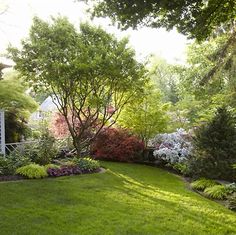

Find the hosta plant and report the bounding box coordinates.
[150,129,192,164]
[73,157,100,171]
[190,178,219,191]
[226,183,236,194]
[227,193,236,211]
[16,164,48,179]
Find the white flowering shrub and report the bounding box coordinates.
[150,129,192,164]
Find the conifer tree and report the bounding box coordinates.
[190,106,236,180]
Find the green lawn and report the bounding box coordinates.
[0,162,236,235]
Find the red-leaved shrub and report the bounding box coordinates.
[50,113,70,138]
[91,128,144,162]
[50,112,100,140]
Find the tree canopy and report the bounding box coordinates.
[85,0,236,41]
[118,85,169,146]
[0,71,38,142]
[8,16,147,154]
[0,71,37,115]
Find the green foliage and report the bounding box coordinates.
[172,29,236,129]
[0,71,37,113]
[204,185,229,200]
[6,128,58,166]
[16,164,48,179]
[0,71,38,142]
[118,85,169,146]
[32,129,57,165]
[190,107,236,180]
[87,0,236,40]
[21,129,58,165]
[8,16,146,154]
[5,110,32,143]
[190,178,219,191]
[172,163,188,175]
[44,164,60,171]
[227,193,236,211]
[148,56,180,104]
[226,183,236,194]
[0,157,16,176]
[0,153,31,176]
[73,157,100,171]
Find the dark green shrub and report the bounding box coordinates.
[14,129,58,165]
[0,153,31,176]
[16,164,48,179]
[5,110,31,143]
[172,163,189,175]
[29,129,57,165]
[204,185,229,200]
[0,157,15,175]
[73,157,100,171]
[189,107,236,180]
[190,178,219,191]
[227,193,236,211]
[5,129,58,167]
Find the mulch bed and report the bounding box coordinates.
[0,167,105,182]
[0,175,25,182]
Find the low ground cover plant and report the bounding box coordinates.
[204,185,230,200]
[16,164,48,179]
[73,157,100,171]
[47,157,100,177]
[191,178,236,205]
[47,165,82,177]
[190,178,219,191]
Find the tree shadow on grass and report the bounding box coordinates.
[103,163,236,234]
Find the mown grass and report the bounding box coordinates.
[0,162,236,235]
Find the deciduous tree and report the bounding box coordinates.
[0,71,38,142]
[8,17,146,154]
[118,86,169,146]
[84,0,236,41]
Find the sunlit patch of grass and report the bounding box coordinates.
[0,162,235,235]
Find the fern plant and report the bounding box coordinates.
[16,164,48,179]
[190,178,219,191]
[204,185,229,200]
